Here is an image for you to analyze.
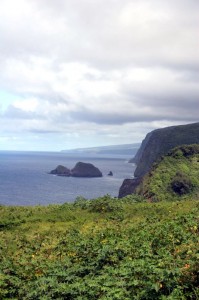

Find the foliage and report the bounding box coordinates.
[0,199,199,299]
[134,122,199,178]
[168,144,199,158]
[171,172,194,196]
[74,194,145,212]
[88,195,123,213]
[137,144,199,202]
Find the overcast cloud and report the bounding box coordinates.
[0,0,198,151]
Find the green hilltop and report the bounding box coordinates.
[136,144,199,202]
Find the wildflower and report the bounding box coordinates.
[184,264,190,269]
[68,252,76,257]
[101,239,107,244]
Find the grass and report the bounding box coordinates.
[0,195,198,299]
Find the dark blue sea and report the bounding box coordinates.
[0,151,135,206]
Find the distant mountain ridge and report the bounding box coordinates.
[62,143,140,156]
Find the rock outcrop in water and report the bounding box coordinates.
[50,162,102,178]
[119,122,199,197]
[50,165,71,176]
[70,162,102,177]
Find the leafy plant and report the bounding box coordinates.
[0,198,198,299]
[171,172,193,196]
[137,144,199,202]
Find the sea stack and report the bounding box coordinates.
[50,162,103,178]
[50,165,71,176]
[70,162,102,177]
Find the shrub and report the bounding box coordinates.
[169,144,199,158]
[88,195,123,213]
[73,196,90,209]
[171,172,193,196]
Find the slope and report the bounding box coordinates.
[136,144,199,202]
[132,122,199,178]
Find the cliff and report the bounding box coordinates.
[129,131,153,165]
[118,178,142,198]
[135,144,199,202]
[119,122,199,198]
[133,122,199,178]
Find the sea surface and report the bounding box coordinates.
[0,151,135,206]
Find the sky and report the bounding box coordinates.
[0,0,198,151]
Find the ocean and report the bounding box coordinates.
[0,151,135,206]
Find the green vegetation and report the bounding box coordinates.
[1,145,199,299]
[0,195,199,299]
[137,145,199,202]
[133,122,199,177]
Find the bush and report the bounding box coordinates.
[88,195,123,213]
[73,196,90,209]
[171,172,193,196]
[169,144,199,158]
[121,194,146,203]
[0,201,199,299]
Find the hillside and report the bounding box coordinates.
[62,143,140,157]
[0,196,198,299]
[131,122,199,178]
[136,144,199,202]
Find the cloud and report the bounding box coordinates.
[0,0,198,69]
[3,105,40,120]
[0,0,198,150]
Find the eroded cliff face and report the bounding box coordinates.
[135,144,199,202]
[119,122,199,198]
[129,131,153,165]
[118,178,142,198]
[133,122,199,178]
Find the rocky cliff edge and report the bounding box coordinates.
[119,122,199,197]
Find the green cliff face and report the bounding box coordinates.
[133,122,199,178]
[136,144,199,202]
